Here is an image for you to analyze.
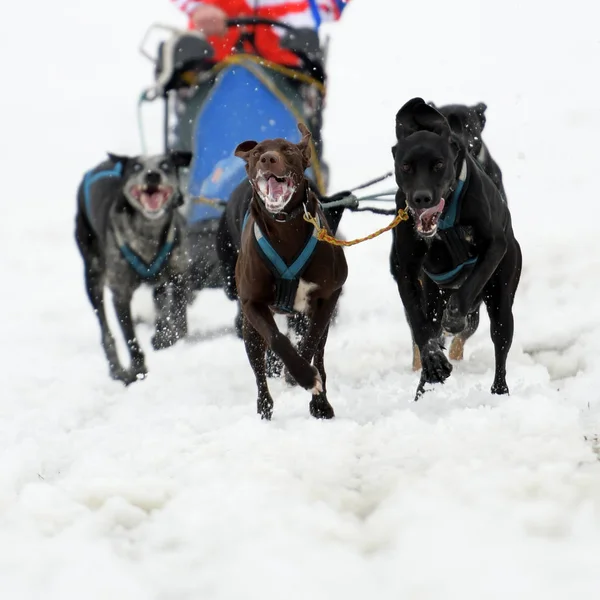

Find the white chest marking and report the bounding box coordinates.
[293,279,319,313]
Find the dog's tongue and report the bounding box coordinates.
[141,191,165,211]
[266,177,287,200]
[416,198,445,231]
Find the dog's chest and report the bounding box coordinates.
[293,279,319,313]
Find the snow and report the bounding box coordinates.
[2,0,600,598]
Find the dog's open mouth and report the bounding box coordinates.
[411,198,445,237]
[129,185,173,213]
[255,171,296,213]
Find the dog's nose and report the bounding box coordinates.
[413,191,434,207]
[259,151,282,166]
[145,170,161,186]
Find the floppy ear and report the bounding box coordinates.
[297,122,312,169]
[234,140,258,161]
[169,150,193,168]
[107,152,130,169]
[474,102,487,129]
[391,144,397,159]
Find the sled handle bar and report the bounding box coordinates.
[225,17,299,34]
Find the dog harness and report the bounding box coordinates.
[423,159,479,286]
[242,209,320,313]
[83,165,177,280]
[111,216,177,280]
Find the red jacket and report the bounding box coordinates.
[170,0,347,66]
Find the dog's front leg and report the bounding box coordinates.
[442,236,508,334]
[84,266,128,382]
[242,300,323,394]
[287,289,342,419]
[152,275,188,350]
[112,292,147,384]
[393,246,452,385]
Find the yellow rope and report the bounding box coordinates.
[192,196,224,208]
[303,207,410,247]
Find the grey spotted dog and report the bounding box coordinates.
[75,151,193,385]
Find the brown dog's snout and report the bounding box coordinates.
[259,151,283,168]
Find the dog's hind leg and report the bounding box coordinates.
[449,306,481,361]
[242,316,274,420]
[483,240,522,395]
[112,291,147,384]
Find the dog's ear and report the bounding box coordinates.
[234,140,258,162]
[169,150,193,168]
[395,97,426,139]
[447,113,463,135]
[297,122,312,169]
[427,101,437,109]
[107,153,130,170]
[391,143,398,159]
[395,97,451,139]
[414,102,452,138]
[474,102,487,129]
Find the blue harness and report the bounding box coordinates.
[83,165,176,280]
[423,159,478,286]
[242,209,320,313]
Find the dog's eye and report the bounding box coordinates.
[159,161,171,171]
[132,163,143,172]
[401,163,412,173]
[432,161,445,172]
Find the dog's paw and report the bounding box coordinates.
[420,341,452,384]
[289,364,322,392]
[257,395,274,420]
[442,296,467,335]
[309,394,335,419]
[152,330,178,351]
[111,368,144,386]
[491,379,509,395]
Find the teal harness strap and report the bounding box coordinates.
[437,159,467,230]
[425,256,478,284]
[113,219,177,280]
[424,159,479,285]
[83,163,123,220]
[242,209,320,312]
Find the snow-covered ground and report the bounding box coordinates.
[2,0,600,598]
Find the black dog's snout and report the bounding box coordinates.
[259,151,282,166]
[144,170,162,186]
[413,191,434,207]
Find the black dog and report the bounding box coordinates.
[75,151,192,385]
[390,98,522,396]
[429,101,506,200]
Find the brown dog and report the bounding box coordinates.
[234,123,348,420]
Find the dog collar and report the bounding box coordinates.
[252,186,311,223]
